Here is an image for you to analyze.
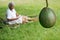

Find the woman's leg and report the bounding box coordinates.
[22,16,37,23]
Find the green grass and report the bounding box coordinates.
[0,0,60,40]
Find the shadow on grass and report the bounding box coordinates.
[0,18,6,29]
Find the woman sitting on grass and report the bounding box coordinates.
[6,2,37,25]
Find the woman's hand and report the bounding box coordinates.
[16,13,19,17]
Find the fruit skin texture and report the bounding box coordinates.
[39,7,56,28]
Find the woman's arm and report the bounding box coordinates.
[7,17,18,21]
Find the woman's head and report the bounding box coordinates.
[8,2,15,10]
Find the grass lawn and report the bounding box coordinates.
[0,0,60,40]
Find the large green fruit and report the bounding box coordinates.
[39,7,56,28]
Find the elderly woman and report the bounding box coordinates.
[6,2,37,25]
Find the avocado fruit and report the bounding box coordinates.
[39,7,56,28]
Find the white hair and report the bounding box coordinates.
[8,2,15,7]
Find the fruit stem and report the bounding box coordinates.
[46,0,48,7]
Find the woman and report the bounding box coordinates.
[6,2,37,25]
